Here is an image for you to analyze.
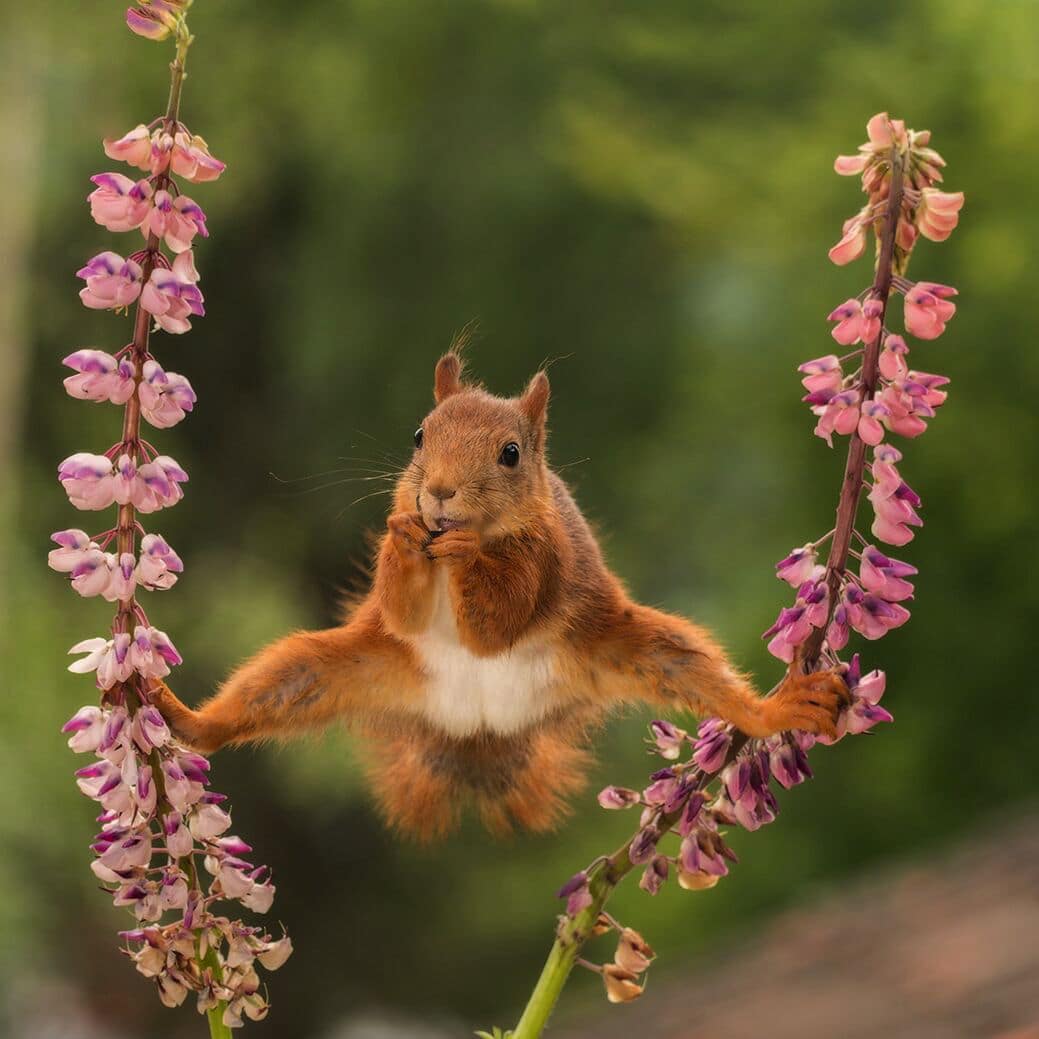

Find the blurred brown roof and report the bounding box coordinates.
[559,811,1039,1039]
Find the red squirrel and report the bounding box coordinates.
[151,353,847,839]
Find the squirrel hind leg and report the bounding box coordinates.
[364,737,462,843]
[478,731,593,836]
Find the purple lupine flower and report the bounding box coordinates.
[598,786,641,810]
[841,586,910,640]
[691,718,732,773]
[140,250,204,334]
[138,360,197,428]
[63,349,136,404]
[648,719,687,759]
[556,871,593,917]
[77,251,144,311]
[775,543,823,587]
[638,856,669,895]
[768,736,814,789]
[859,545,917,601]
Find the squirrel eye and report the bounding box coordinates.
[414,427,424,448]
[499,442,520,467]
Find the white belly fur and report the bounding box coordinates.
[407,570,559,737]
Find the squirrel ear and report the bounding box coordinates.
[521,370,550,428]
[434,353,463,403]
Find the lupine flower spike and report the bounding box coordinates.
[54,4,289,1031]
[504,113,961,1038]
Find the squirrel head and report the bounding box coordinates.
[399,352,552,537]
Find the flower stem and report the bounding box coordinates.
[801,146,905,666]
[207,1006,231,1039]
[113,27,192,640]
[512,734,748,1037]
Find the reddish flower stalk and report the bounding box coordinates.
[53,4,290,1033]
[503,113,962,1039]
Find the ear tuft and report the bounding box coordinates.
[521,370,550,427]
[434,353,464,403]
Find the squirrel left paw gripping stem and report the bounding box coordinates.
[53,3,290,1033]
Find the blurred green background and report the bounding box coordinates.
[2,1,1037,1036]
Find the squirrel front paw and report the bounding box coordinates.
[763,668,850,738]
[426,528,480,562]
[387,511,432,559]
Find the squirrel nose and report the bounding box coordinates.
[427,483,457,502]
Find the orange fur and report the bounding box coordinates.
[150,352,847,839]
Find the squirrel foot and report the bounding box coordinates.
[762,667,850,739]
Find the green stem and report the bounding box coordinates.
[512,734,748,1038]
[207,1006,232,1039]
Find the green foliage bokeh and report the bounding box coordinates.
[3,1,1037,1035]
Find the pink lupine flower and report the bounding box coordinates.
[136,533,183,589]
[170,131,226,183]
[48,528,96,572]
[103,124,153,170]
[878,334,910,381]
[637,855,668,895]
[190,802,233,839]
[163,812,194,858]
[62,705,107,753]
[141,250,204,334]
[860,298,883,344]
[775,543,822,587]
[63,349,136,405]
[812,388,860,447]
[828,298,867,345]
[642,769,679,806]
[857,399,888,445]
[556,870,593,916]
[833,153,868,176]
[876,382,929,438]
[906,370,950,410]
[828,215,867,266]
[77,252,144,311]
[678,831,729,880]
[841,585,910,640]
[648,719,687,760]
[798,354,844,396]
[143,190,208,253]
[88,173,153,232]
[817,656,892,744]
[859,545,917,601]
[129,625,183,679]
[767,737,813,789]
[691,718,732,773]
[58,453,117,510]
[134,454,189,512]
[132,706,171,752]
[904,282,957,340]
[138,360,196,428]
[126,4,178,40]
[917,189,964,242]
[68,548,114,598]
[161,759,203,814]
[763,579,828,662]
[112,453,138,505]
[869,477,923,547]
[68,633,134,690]
[598,786,641,810]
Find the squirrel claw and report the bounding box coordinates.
[765,667,849,738]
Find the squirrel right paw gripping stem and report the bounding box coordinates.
[150,352,848,839]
